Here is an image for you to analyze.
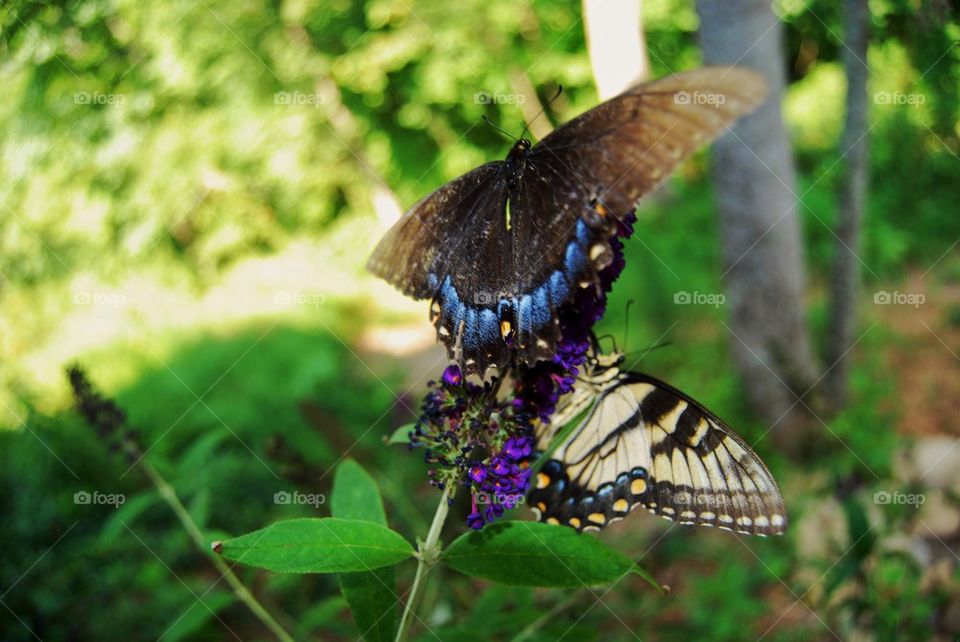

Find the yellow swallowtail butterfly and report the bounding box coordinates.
[529,351,787,536]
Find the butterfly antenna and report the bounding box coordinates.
[623,299,635,354]
[593,333,618,354]
[623,340,673,364]
[481,115,518,142]
[519,85,563,141]
[587,330,607,360]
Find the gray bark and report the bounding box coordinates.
[696,0,818,445]
[826,0,871,410]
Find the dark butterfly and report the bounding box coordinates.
[368,67,766,377]
[528,350,787,536]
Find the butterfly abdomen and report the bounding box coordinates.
[504,138,532,191]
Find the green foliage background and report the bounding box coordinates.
[1,0,958,640]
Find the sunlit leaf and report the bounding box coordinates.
[216,518,413,573]
[332,458,388,524]
[385,423,415,445]
[332,460,398,642]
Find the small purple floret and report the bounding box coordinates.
[441,364,462,387]
[408,211,637,530]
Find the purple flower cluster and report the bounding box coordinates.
[512,212,637,426]
[411,363,539,529]
[465,436,533,529]
[410,364,496,493]
[409,212,637,529]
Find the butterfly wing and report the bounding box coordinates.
[368,67,766,376]
[478,66,768,372]
[367,162,525,371]
[367,162,507,300]
[525,66,767,217]
[367,156,615,374]
[529,370,787,536]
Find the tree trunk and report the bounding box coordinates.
[696,0,818,449]
[583,0,650,99]
[826,0,871,411]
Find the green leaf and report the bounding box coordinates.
[464,585,538,634]
[339,569,398,642]
[178,431,230,479]
[98,491,160,545]
[163,591,234,642]
[385,423,415,445]
[331,460,398,642]
[294,595,350,639]
[217,518,414,573]
[443,521,649,588]
[331,458,387,524]
[188,486,212,529]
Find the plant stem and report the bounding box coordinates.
[395,489,450,642]
[67,368,295,642]
[135,446,295,642]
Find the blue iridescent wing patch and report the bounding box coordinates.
[368,67,767,376]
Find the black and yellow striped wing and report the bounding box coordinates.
[528,365,787,536]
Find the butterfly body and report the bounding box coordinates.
[503,138,532,192]
[528,353,787,536]
[368,67,767,376]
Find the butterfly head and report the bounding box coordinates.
[583,347,626,379]
[586,333,626,370]
[507,138,532,160]
[596,351,625,370]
